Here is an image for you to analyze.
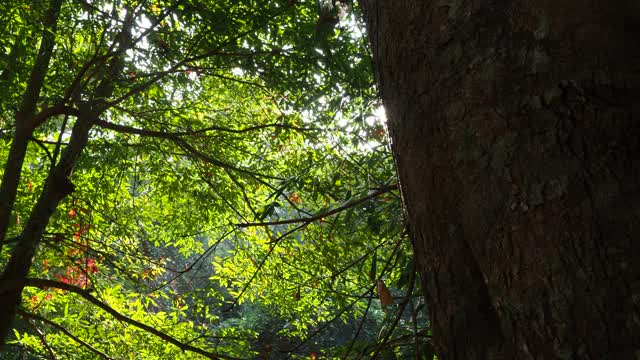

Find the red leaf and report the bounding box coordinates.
[87,258,99,273]
[56,274,71,284]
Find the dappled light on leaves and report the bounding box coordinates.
[0,0,428,358]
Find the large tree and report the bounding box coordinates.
[362,0,640,358]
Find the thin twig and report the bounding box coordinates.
[224,223,307,311]
[342,288,374,359]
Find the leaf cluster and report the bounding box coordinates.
[0,0,430,359]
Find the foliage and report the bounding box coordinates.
[0,0,429,358]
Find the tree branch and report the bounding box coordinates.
[94,119,185,139]
[18,309,109,359]
[31,103,72,130]
[24,279,240,360]
[235,184,398,227]
[93,119,285,182]
[21,314,57,360]
[175,139,284,181]
[96,117,315,137]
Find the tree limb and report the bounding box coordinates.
[24,279,241,360]
[235,184,398,227]
[99,115,317,135]
[93,119,284,182]
[19,310,107,359]
[21,314,57,360]
[175,139,284,181]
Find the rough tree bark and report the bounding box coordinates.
[361,0,640,358]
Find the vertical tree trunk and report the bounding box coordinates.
[361,0,640,358]
[0,7,133,346]
[0,113,93,345]
[0,0,63,248]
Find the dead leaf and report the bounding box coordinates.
[377,279,394,306]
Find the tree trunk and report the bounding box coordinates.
[0,5,133,346]
[361,0,640,358]
[0,0,63,249]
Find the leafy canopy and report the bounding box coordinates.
[0,0,429,358]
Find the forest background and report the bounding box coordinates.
[0,0,427,359]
